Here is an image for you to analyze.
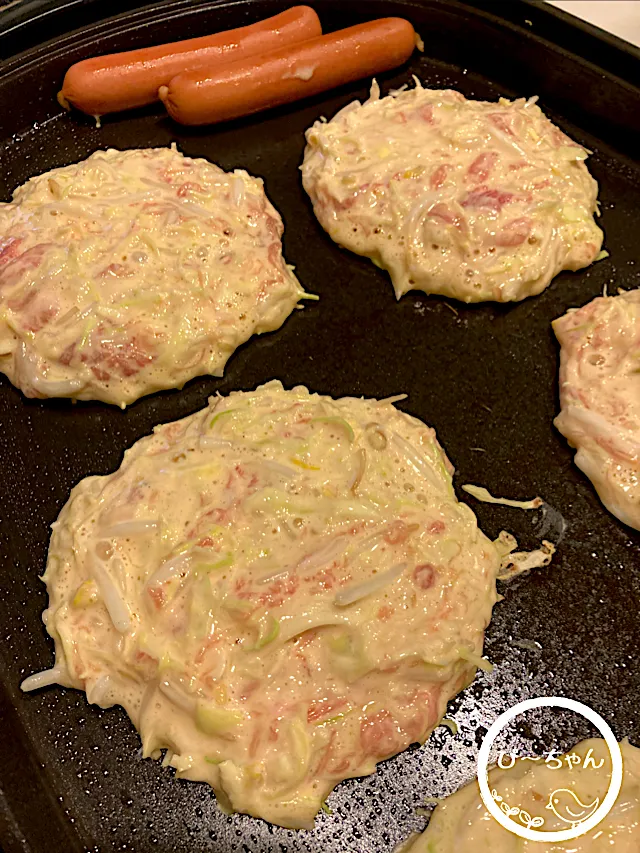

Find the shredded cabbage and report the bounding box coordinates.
[458,647,494,673]
[16,342,83,396]
[20,665,68,692]
[566,405,640,459]
[498,540,556,580]
[86,675,113,708]
[298,535,349,573]
[347,448,367,493]
[462,484,542,509]
[334,562,407,606]
[101,519,160,537]
[438,717,459,735]
[392,432,449,493]
[91,552,131,633]
[145,552,191,590]
[159,680,195,714]
[375,394,408,406]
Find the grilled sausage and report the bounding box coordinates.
[159,18,417,126]
[58,6,322,116]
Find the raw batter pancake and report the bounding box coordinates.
[402,739,640,851]
[554,289,640,531]
[0,147,305,406]
[302,80,603,303]
[22,381,499,828]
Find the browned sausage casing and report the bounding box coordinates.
[59,6,322,116]
[160,18,417,126]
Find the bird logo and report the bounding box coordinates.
[545,788,600,826]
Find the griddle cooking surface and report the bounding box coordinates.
[0,2,639,851]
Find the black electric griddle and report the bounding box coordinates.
[0,2,639,851]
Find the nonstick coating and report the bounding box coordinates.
[0,1,639,851]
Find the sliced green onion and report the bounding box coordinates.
[78,317,97,349]
[196,702,244,735]
[209,410,235,429]
[196,553,234,574]
[328,632,371,682]
[311,416,355,443]
[253,614,280,650]
[314,710,351,727]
